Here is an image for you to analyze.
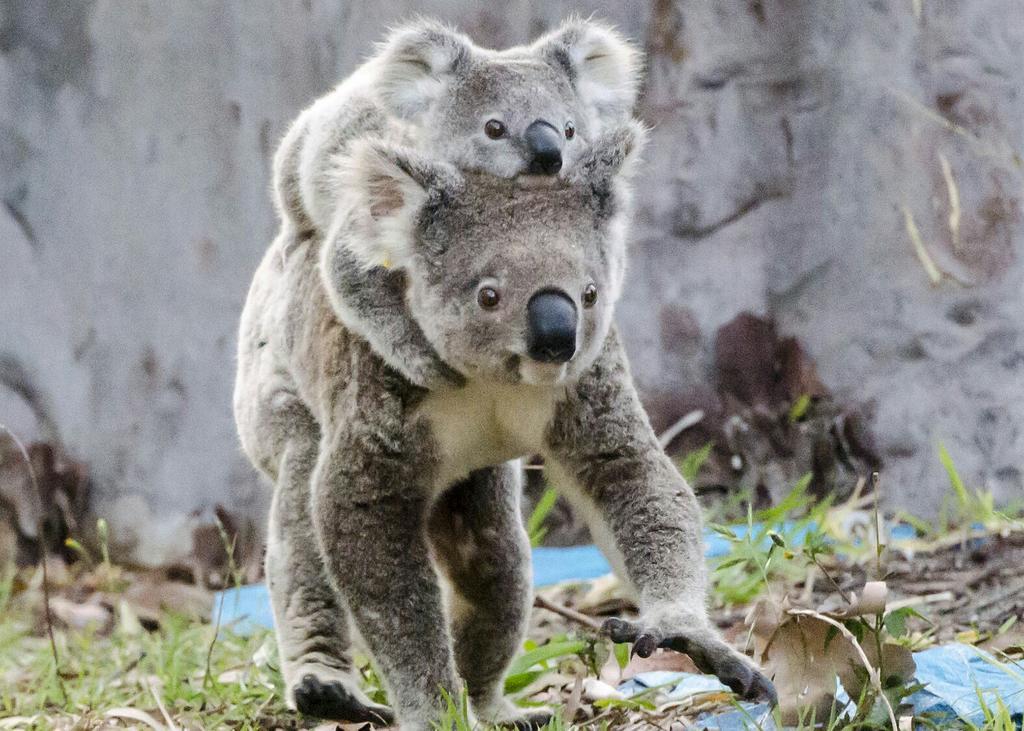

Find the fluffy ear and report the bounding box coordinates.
[334,139,460,270]
[375,19,475,120]
[569,118,649,186]
[532,18,643,128]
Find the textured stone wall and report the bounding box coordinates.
[622,1,1024,512]
[1,1,1021,565]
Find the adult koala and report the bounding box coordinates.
[273,18,641,392]
[234,119,776,728]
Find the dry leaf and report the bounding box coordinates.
[582,678,624,702]
[217,668,246,684]
[819,581,890,618]
[574,574,626,613]
[120,578,211,626]
[754,613,851,723]
[104,707,167,730]
[117,599,144,636]
[49,596,112,631]
[750,590,915,725]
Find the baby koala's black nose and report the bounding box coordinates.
[525,120,563,175]
[527,289,577,363]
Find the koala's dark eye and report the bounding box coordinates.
[564,121,576,140]
[484,119,506,139]
[477,286,501,309]
[582,283,598,308]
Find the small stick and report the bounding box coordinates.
[0,424,66,705]
[533,594,603,631]
[147,677,178,731]
[885,591,955,611]
[657,410,705,449]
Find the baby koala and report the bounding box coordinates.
[273,17,642,388]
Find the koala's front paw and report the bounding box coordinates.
[602,617,777,705]
[292,674,395,725]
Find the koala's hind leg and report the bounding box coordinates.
[266,417,394,725]
[311,419,463,731]
[427,464,552,730]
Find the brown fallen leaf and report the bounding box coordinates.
[753,612,850,723]
[749,588,914,727]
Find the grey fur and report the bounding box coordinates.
[270,18,641,390]
[234,126,775,729]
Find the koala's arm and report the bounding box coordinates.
[273,89,462,388]
[321,228,464,389]
[544,330,775,702]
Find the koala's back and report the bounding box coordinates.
[235,235,348,474]
[235,227,429,481]
[273,67,410,236]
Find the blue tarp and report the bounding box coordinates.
[620,644,1024,729]
[907,644,1024,726]
[215,523,792,632]
[216,522,818,629]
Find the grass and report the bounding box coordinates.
[2,445,1023,729]
[0,588,289,728]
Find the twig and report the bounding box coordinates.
[562,675,583,724]
[657,410,705,448]
[0,424,66,705]
[533,594,603,631]
[872,471,883,580]
[810,554,854,605]
[798,565,818,605]
[938,152,962,254]
[901,204,942,286]
[787,609,898,731]
[886,591,955,611]
[971,577,1024,614]
[147,678,178,731]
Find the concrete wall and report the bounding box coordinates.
[2,0,1021,564]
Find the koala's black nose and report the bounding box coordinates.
[525,120,563,175]
[527,290,577,363]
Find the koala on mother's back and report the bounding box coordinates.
[272,17,643,392]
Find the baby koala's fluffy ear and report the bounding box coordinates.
[569,118,649,187]
[334,139,460,270]
[375,19,475,120]
[532,18,643,129]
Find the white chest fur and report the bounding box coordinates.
[416,381,563,490]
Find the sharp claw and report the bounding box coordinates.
[748,672,778,705]
[723,675,750,698]
[633,633,659,658]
